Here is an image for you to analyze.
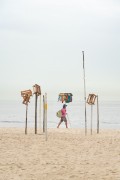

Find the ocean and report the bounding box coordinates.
[0,100,120,129]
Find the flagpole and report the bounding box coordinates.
[82,51,87,135]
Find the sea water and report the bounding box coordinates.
[0,100,120,129]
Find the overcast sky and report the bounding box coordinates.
[0,0,120,101]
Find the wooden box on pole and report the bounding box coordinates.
[33,84,41,134]
[21,89,32,134]
[87,94,99,134]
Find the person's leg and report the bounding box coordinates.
[57,119,62,128]
[64,117,68,128]
[65,121,68,128]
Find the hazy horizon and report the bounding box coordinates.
[0,0,120,101]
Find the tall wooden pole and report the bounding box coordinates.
[25,104,28,134]
[35,94,38,134]
[91,105,93,135]
[45,93,47,141]
[82,51,87,135]
[39,95,42,131]
[97,96,99,134]
[43,95,45,133]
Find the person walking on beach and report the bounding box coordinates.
[57,104,68,128]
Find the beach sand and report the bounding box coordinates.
[0,128,120,180]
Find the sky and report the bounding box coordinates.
[0,0,120,101]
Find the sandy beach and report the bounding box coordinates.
[0,128,120,180]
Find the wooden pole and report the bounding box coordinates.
[39,95,42,131]
[97,96,99,134]
[91,105,93,135]
[25,104,28,134]
[43,95,45,133]
[35,94,38,134]
[82,51,87,135]
[45,93,47,141]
